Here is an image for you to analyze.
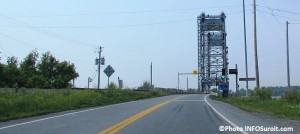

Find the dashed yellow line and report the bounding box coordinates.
[98,95,185,134]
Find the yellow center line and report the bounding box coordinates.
[98,95,186,134]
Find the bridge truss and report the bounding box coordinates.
[197,12,228,92]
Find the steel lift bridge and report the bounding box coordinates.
[197,12,228,92]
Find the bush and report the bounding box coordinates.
[250,87,272,100]
[107,82,118,90]
[282,90,300,104]
[0,88,168,121]
[139,81,153,90]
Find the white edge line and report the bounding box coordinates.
[204,95,248,134]
[0,107,98,130]
[0,98,151,130]
[173,100,205,101]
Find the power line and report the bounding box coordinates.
[257,5,300,16]
[0,46,14,57]
[0,13,96,49]
[259,0,300,65]
[0,32,94,66]
[0,10,250,29]
[0,19,194,29]
[257,9,300,64]
[256,9,300,23]
[256,1,300,23]
[5,5,250,18]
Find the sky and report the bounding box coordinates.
[0,0,299,91]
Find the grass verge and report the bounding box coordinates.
[209,95,300,121]
[0,89,168,121]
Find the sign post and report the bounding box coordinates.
[218,84,229,98]
[104,65,115,88]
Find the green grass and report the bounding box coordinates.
[209,95,300,121]
[0,89,168,121]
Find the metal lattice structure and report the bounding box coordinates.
[197,12,228,92]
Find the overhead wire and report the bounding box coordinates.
[0,47,12,59]
[256,9,300,23]
[1,30,98,87]
[257,5,300,16]
[0,10,251,29]
[6,4,250,18]
[0,32,94,66]
[0,4,258,87]
[0,19,194,29]
[0,45,14,56]
[0,4,253,30]
[0,13,99,78]
[259,0,300,63]
[0,13,96,49]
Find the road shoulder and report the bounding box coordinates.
[206,95,299,134]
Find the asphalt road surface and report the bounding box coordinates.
[0,94,296,134]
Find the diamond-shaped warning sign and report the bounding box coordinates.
[104,65,115,77]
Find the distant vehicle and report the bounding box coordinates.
[204,91,210,94]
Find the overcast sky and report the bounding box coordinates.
[0,0,299,90]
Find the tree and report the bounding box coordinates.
[19,50,39,88]
[0,62,5,87]
[37,52,58,88]
[53,61,79,88]
[5,56,20,87]
[0,51,79,89]
[139,81,153,90]
[37,51,79,89]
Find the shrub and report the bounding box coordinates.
[282,90,300,104]
[107,82,118,90]
[139,81,153,90]
[251,87,272,100]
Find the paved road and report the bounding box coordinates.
[119,94,235,134]
[0,94,296,134]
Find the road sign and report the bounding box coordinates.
[104,65,115,77]
[193,70,198,75]
[218,84,229,91]
[239,78,256,81]
[229,69,238,74]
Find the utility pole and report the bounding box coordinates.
[286,21,291,91]
[73,79,75,88]
[88,77,92,89]
[150,62,153,88]
[253,0,260,89]
[187,77,189,90]
[97,46,103,89]
[236,64,239,94]
[178,72,180,90]
[243,0,249,94]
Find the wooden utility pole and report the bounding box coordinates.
[253,0,260,89]
[286,21,291,91]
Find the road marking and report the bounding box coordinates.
[0,98,153,130]
[204,95,248,134]
[99,95,186,134]
[173,100,205,102]
[0,107,101,130]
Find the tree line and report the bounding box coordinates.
[0,50,79,89]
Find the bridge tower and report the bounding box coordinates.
[197,12,228,92]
